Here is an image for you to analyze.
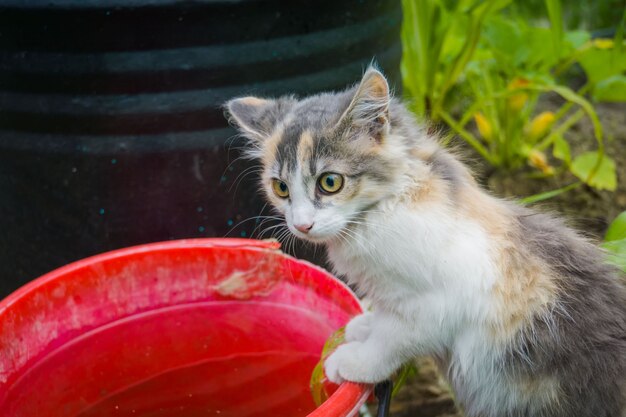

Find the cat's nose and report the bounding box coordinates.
[294,222,314,234]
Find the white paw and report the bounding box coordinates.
[345,313,374,342]
[323,342,391,384]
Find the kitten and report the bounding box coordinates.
[225,68,626,417]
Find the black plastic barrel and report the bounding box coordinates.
[0,0,402,297]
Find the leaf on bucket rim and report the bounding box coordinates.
[309,325,420,406]
[310,326,346,407]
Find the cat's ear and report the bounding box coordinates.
[338,67,391,142]
[225,96,277,142]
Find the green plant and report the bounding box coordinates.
[310,326,345,406]
[577,9,626,102]
[547,6,626,103]
[509,0,624,32]
[603,211,626,273]
[310,326,418,406]
[450,17,614,196]
[402,0,620,201]
[401,0,512,121]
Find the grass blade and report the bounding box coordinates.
[544,0,563,57]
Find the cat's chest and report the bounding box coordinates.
[326,215,432,299]
[326,206,497,296]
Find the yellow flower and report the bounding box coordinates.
[507,78,530,112]
[593,39,614,50]
[508,78,530,88]
[474,112,493,142]
[527,111,555,142]
[528,149,554,175]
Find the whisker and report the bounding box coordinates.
[257,223,286,239]
[223,212,277,238]
[251,212,284,238]
[221,154,245,179]
[229,165,263,193]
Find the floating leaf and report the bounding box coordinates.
[571,151,617,191]
[605,211,626,242]
[310,362,327,407]
[310,326,345,406]
[310,323,421,406]
[552,135,571,165]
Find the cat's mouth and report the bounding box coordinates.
[290,229,331,243]
[288,225,338,244]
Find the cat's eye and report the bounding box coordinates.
[318,173,344,194]
[271,179,290,198]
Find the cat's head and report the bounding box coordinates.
[225,68,412,244]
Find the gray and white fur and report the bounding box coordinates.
[225,68,626,417]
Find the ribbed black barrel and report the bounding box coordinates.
[0,0,402,297]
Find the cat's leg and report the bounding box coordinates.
[324,310,437,384]
[344,312,374,342]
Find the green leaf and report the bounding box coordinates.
[593,75,626,102]
[309,326,345,406]
[552,134,571,164]
[520,182,581,204]
[392,362,419,397]
[605,211,626,242]
[539,84,603,146]
[579,46,626,84]
[441,26,466,62]
[526,26,561,69]
[571,151,617,191]
[544,0,563,56]
[564,30,591,49]
[310,323,421,405]
[310,362,326,407]
[482,17,528,68]
[602,238,626,273]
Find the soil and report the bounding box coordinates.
[485,102,626,239]
[384,101,626,416]
[387,358,462,417]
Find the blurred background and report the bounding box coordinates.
[0,1,624,415]
[0,0,403,296]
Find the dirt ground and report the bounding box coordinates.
[381,101,626,416]
[486,102,626,239]
[386,358,462,417]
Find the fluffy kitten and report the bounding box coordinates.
[225,68,626,417]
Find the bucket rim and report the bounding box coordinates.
[0,237,373,416]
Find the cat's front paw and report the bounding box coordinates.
[324,342,391,384]
[345,312,374,342]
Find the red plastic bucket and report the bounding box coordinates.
[0,238,371,416]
